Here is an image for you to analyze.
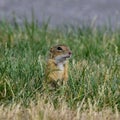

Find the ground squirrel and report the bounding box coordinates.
[45,44,72,86]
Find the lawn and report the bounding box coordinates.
[0,18,120,120]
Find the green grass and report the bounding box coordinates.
[0,18,120,115]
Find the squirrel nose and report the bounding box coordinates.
[68,51,72,55]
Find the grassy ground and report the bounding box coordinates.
[0,19,120,120]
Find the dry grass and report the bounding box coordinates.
[0,97,119,120]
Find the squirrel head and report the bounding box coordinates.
[49,44,72,64]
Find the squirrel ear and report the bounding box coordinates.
[49,48,53,58]
[50,47,53,52]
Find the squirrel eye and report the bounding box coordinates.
[57,47,62,50]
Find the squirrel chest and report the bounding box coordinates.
[46,59,68,81]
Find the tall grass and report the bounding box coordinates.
[0,18,120,119]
